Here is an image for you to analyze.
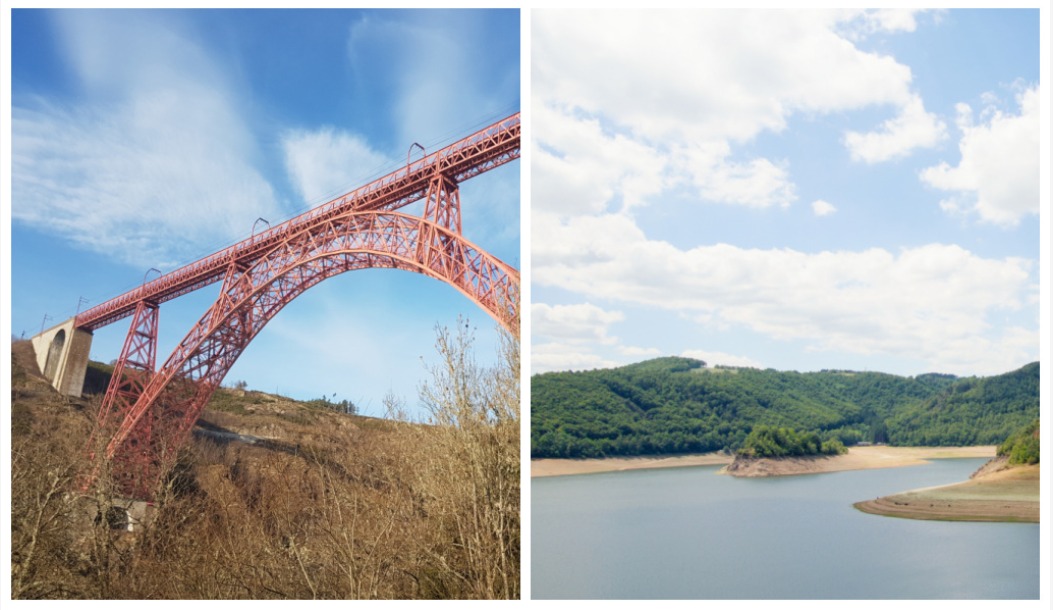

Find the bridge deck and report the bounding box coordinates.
[74,113,520,331]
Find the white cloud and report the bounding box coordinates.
[535,11,914,144]
[913,325,1036,379]
[534,220,1036,374]
[531,342,622,374]
[10,12,283,269]
[618,345,663,359]
[532,302,624,345]
[812,200,837,216]
[529,10,1038,377]
[676,145,797,209]
[532,103,668,216]
[533,10,923,214]
[835,8,926,40]
[532,302,670,373]
[864,9,922,33]
[531,212,647,268]
[844,95,947,163]
[282,128,393,205]
[920,85,1039,226]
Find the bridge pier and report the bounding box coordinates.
[31,318,94,397]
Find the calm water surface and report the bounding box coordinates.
[531,458,1038,599]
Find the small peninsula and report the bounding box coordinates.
[853,460,1038,523]
[853,420,1040,523]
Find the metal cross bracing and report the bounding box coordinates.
[83,299,160,496]
[83,113,520,500]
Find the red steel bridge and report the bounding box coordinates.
[74,113,520,500]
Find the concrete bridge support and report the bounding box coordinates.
[31,318,94,397]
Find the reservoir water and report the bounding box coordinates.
[531,458,1038,599]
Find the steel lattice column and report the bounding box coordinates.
[87,300,159,498]
[419,172,462,277]
[423,171,461,234]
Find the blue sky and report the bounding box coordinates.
[4,8,520,418]
[531,8,1044,378]
[2,7,1047,404]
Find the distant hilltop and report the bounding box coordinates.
[531,357,1038,459]
[540,354,976,379]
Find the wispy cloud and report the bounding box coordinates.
[343,10,520,254]
[282,127,393,206]
[11,11,284,269]
[347,10,519,148]
[812,200,838,217]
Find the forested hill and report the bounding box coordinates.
[531,357,1039,459]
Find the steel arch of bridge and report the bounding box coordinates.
[93,189,518,501]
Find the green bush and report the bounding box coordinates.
[998,419,1039,465]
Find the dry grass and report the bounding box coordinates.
[8,321,520,599]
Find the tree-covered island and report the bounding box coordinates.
[736,425,847,458]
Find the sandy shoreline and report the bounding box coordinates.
[531,452,733,477]
[532,445,1035,523]
[853,462,1039,522]
[530,445,996,478]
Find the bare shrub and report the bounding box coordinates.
[9,322,520,599]
[397,319,521,599]
[10,389,106,599]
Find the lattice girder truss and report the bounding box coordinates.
[85,300,160,498]
[73,113,519,332]
[102,202,518,500]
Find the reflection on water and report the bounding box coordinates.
[531,458,1038,599]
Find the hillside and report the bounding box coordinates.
[531,356,1038,459]
[885,363,1040,446]
[10,338,519,599]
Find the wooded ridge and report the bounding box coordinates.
[531,357,1039,459]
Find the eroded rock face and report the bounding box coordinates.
[722,456,765,477]
[969,455,1010,479]
[722,455,833,477]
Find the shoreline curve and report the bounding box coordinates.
[531,445,995,478]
